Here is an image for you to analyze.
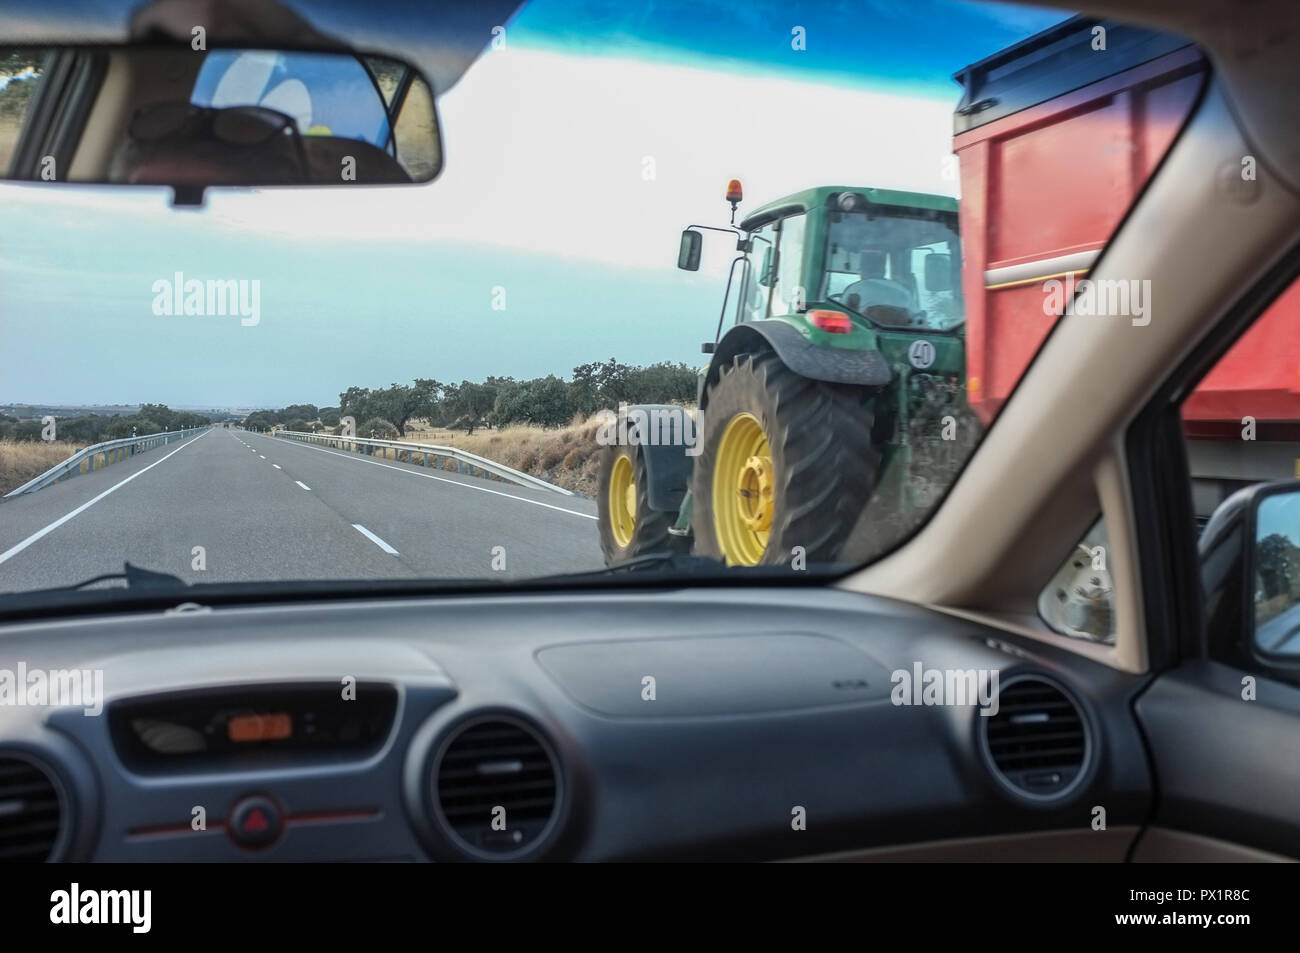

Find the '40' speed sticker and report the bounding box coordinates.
[908,339,936,369]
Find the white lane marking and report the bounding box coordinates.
[295,481,311,490]
[352,523,399,554]
[272,464,282,470]
[0,430,211,566]
[274,439,597,520]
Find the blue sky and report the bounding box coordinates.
[0,0,1070,409]
[510,0,1069,96]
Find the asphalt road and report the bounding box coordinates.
[0,428,603,593]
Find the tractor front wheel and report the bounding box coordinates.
[692,352,879,567]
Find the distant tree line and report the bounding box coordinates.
[1257,532,1300,602]
[242,404,330,434]
[0,403,212,442]
[241,360,698,436]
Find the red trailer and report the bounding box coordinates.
[953,17,1300,518]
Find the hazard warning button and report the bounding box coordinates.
[229,795,282,848]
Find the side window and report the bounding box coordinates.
[769,214,807,316]
[1182,282,1300,531]
[739,222,776,323]
[1183,277,1300,662]
[391,76,437,180]
[0,50,47,173]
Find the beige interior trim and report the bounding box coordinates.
[1093,446,1147,673]
[840,80,1300,669]
[922,445,1147,671]
[787,826,1139,862]
[1133,827,1295,862]
[68,50,127,180]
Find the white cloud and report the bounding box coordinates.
[2,45,957,274]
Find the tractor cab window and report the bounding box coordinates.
[769,214,807,316]
[737,221,777,323]
[822,211,964,331]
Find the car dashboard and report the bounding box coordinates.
[0,586,1153,862]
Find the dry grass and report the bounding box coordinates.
[396,419,609,496]
[0,439,89,495]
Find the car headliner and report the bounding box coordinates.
[0,0,526,101]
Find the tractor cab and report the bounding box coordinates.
[681,184,964,350]
[599,182,975,571]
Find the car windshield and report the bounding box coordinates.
[0,1,1202,604]
[822,211,964,331]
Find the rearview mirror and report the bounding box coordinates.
[677,229,702,271]
[924,252,952,292]
[1249,481,1300,654]
[0,46,439,204]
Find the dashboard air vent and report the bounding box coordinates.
[0,755,63,862]
[434,717,560,858]
[982,676,1088,800]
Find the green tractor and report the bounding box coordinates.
[597,181,977,568]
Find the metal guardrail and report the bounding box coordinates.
[273,429,575,496]
[3,426,210,498]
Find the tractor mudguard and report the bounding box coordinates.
[700,321,892,411]
[607,403,694,513]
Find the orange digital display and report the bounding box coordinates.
[228,713,293,742]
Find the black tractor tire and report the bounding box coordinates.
[596,442,687,565]
[692,351,880,567]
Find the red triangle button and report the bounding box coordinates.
[229,795,281,847]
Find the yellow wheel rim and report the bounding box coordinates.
[712,412,773,566]
[608,454,636,548]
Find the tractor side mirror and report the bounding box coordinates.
[924,253,952,292]
[678,230,703,271]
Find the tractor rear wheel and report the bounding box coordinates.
[692,351,879,567]
[597,443,686,565]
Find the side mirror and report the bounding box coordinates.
[1248,480,1300,654]
[677,230,702,271]
[924,253,952,292]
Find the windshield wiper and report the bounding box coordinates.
[606,551,727,574]
[534,550,849,584]
[536,550,728,583]
[52,561,188,593]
